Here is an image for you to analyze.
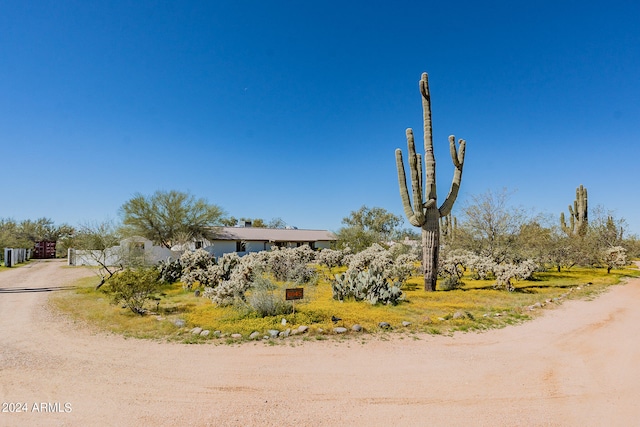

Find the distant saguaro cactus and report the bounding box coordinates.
[440,213,457,244]
[560,185,588,236]
[395,73,467,291]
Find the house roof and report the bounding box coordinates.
[211,227,336,242]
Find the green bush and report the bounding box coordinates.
[104,268,160,315]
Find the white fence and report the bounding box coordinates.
[3,248,31,267]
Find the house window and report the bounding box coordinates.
[195,241,203,249]
[236,241,246,252]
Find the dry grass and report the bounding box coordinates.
[50,264,640,342]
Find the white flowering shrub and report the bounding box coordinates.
[316,248,347,270]
[493,259,539,291]
[347,243,392,274]
[179,249,215,289]
[265,246,317,284]
[603,246,627,273]
[157,256,182,284]
[203,252,262,306]
[438,250,468,290]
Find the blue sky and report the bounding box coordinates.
[2,1,639,235]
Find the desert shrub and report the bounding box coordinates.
[603,246,627,273]
[245,276,293,317]
[179,249,215,289]
[157,257,182,284]
[438,252,466,290]
[493,259,539,291]
[316,248,347,270]
[266,246,317,283]
[347,243,392,273]
[104,267,160,315]
[203,254,258,306]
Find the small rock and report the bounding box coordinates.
[483,313,490,318]
[194,289,201,297]
[190,327,203,335]
[333,327,348,334]
[231,333,242,339]
[172,319,186,328]
[213,330,222,338]
[155,316,164,321]
[452,311,466,319]
[297,325,309,334]
[402,321,411,327]
[279,329,291,338]
[533,302,542,309]
[351,324,363,332]
[200,330,210,337]
[281,318,287,326]
[268,330,280,338]
[249,331,261,340]
[378,322,391,329]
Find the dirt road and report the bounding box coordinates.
[1,260,639,426]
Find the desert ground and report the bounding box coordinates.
[1,259,639,426]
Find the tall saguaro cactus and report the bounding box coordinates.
[395,73,467,291]
[560,185,588,236]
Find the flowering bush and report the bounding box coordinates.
[157,256,182,284]
[179,249,215,289]
[603,246,627,273]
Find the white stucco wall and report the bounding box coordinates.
[69,237,180,266]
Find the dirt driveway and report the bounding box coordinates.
[1,259,639,426]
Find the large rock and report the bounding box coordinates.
[190,327,203,335]
[351,324,363,332]
[249,331,261,340]
[333,327,348,334]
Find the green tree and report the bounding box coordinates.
[336,206,403,252]
[119,190,225,249]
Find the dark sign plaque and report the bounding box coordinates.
[285,287,304,301]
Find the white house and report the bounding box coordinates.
[199,227,337,258]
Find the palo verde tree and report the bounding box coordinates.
[119,190,225,249]
[395,73,467,291]
[336,206,402,253]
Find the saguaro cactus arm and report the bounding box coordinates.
[438,135,467,217]
[420,73,437,203]
[395,129,426,227]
